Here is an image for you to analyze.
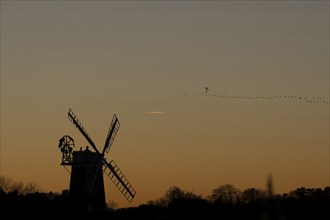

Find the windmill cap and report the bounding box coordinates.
[72,149,101,165]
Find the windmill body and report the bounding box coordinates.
[58,109,136,210]
[70,147,106,209]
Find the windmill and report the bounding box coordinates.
[58,108,136,210]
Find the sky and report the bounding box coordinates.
[1,0,329,208]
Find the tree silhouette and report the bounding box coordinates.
[1,175,329,219]
[0,175,40,195]
[241,187,267,204]
[210,184,241,205]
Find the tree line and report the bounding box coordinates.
[0,175,329,219]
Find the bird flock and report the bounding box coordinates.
[185,87,329,105]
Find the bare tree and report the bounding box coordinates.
[148,186,203,208]
[241,188,267,203]
[165,186,186,202]
[147,197,168,207]
[210,184,241,204]
[0,175,40,195]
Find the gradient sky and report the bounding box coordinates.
[1,1,329,208]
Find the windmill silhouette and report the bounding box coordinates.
[58,109,136,210]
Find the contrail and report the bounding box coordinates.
[147,111,164,115]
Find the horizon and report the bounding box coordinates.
[1,173,329,208]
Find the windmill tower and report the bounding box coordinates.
[58,109,136,210]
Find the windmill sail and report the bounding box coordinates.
[86,157,104,196]
[67,109,100,154]
[103,159,136,202]
[102,114,120,155]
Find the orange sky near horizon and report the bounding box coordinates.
[1,1,329,208]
